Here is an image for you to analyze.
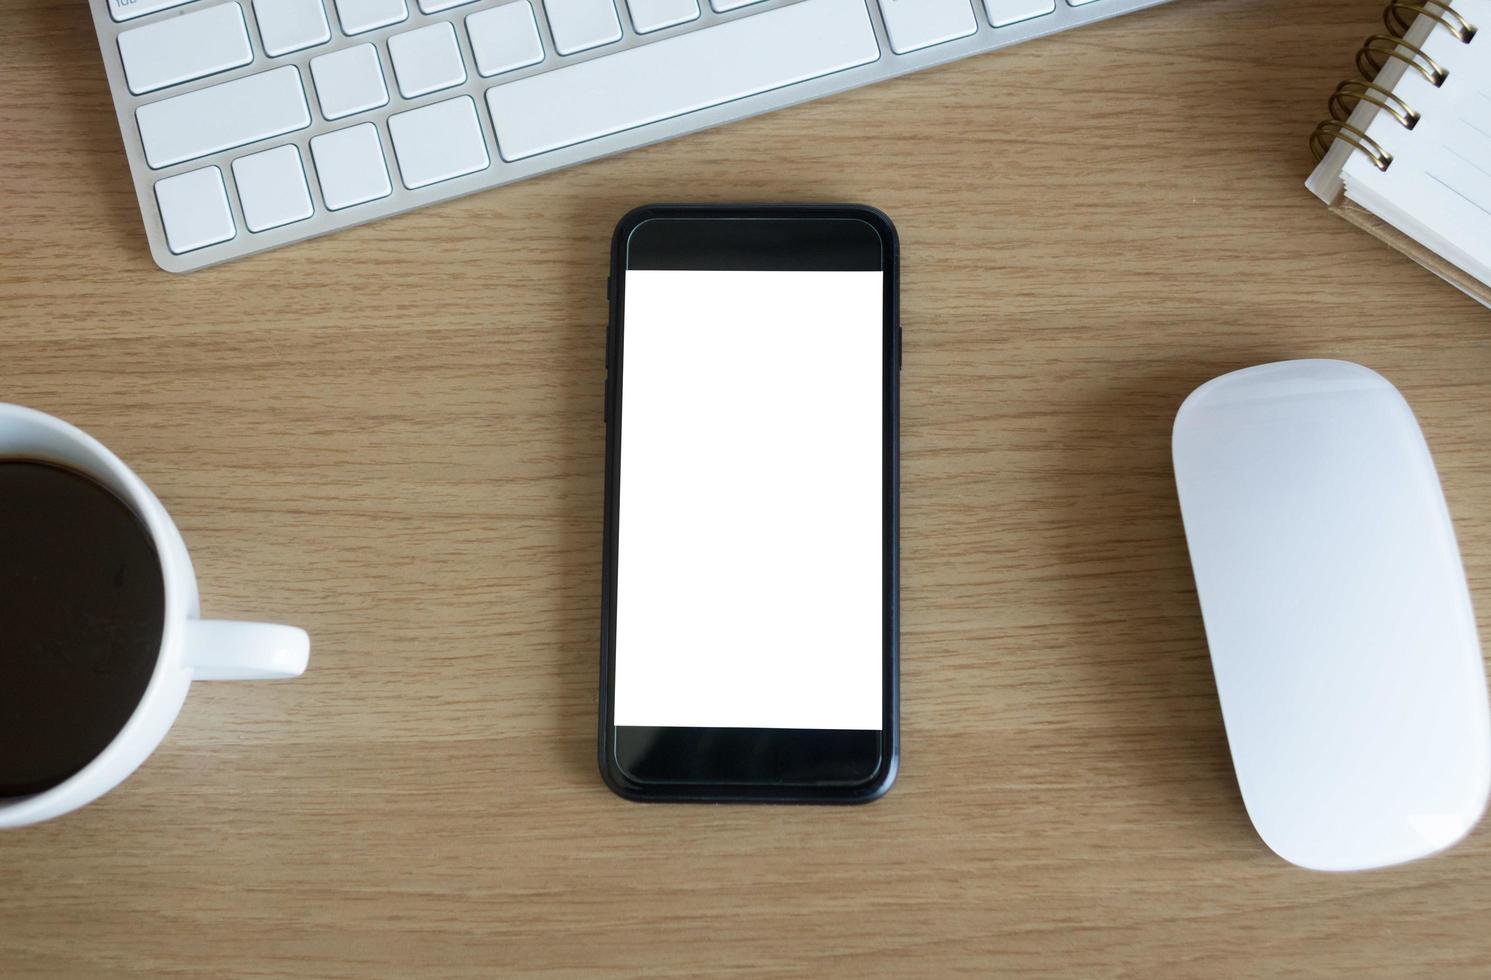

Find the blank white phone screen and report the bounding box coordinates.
[614,269,883,730]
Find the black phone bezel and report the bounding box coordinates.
[598,204,900,803]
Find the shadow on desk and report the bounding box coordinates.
[1047,353,1292,849]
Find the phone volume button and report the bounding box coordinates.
[603,375,611,424]
[606,277,617,371]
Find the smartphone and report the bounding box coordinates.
[598,204,899,803]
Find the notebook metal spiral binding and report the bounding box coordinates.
[1310,0,1479,171]
[1385,1,1478,41]
[1329,80,1420,129]
[1358,33,1451,84]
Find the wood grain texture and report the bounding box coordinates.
[3,0,1491,975]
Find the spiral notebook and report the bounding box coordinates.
[1307,0,1491,308]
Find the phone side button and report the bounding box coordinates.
[897,327,903,371]
[603,375,611,424]
[605,279,616,370]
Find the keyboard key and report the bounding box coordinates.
[709,0,763,11]
[487,0,879,160]
[155,166,235,253]
[466,2,544,78]
[627,0,698,33]
[117,2,253,96]
[253,0,332,57]
[310,43,389,120]
[136,66,311,169]
[106,0,196,22]
[879,0,976,53]
[310,123,391,209]
[984,0,1053,26]
[334,0,408,35]
[388,96,490,188]
[542,0,621,55]
[232,144,314,231]
[388,22,467,99]
[418,0,479,10]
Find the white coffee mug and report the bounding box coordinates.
[0,404,309,828]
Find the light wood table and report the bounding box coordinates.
[4,0,1491,974]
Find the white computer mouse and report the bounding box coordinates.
[1173,359,1491,871]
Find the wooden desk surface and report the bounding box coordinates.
[4,0,1491,974]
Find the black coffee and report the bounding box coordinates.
[0,461,165,797]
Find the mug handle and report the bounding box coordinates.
[181,620,310,680]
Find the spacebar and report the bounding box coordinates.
[485,0,881,161]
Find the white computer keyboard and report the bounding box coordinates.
[89,0,1171,272]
